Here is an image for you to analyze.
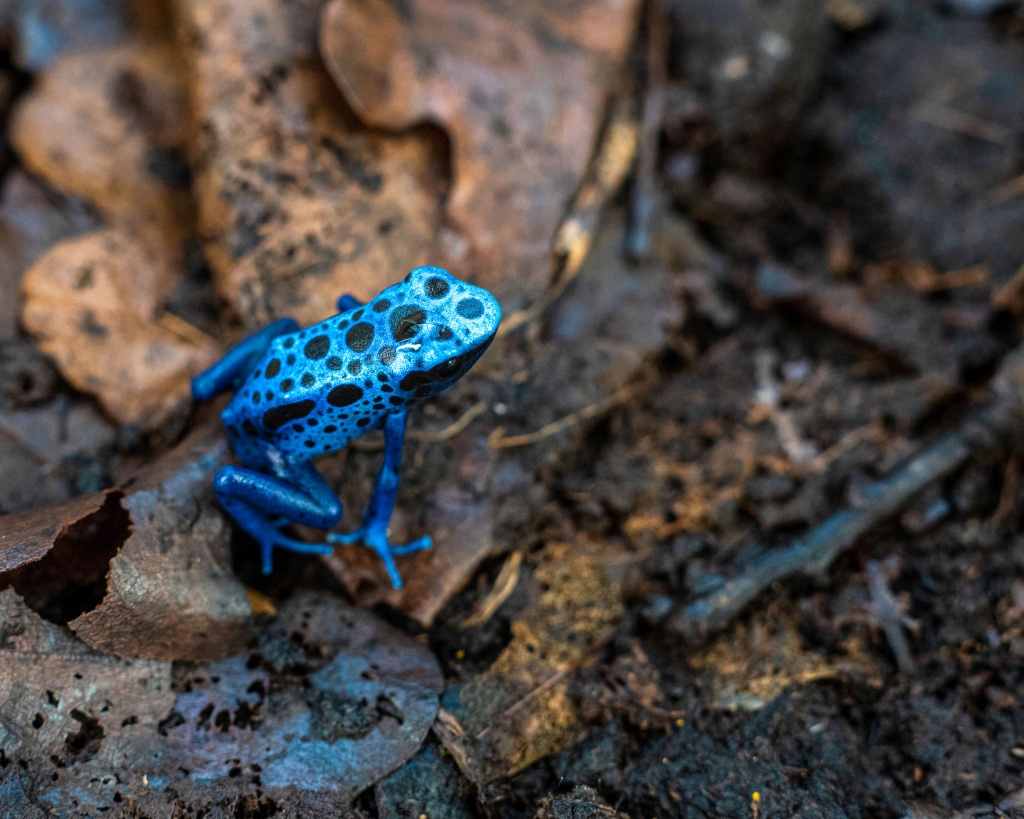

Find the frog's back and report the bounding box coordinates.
[222,310,399,460]
[220,266,501,463]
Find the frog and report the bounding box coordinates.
[191,266,501,588]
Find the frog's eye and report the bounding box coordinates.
[440,358,460,374]
[391,307,426,342]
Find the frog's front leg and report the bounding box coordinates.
[213,458,343,574]
[328,410,431,589]
[192,317,299,400]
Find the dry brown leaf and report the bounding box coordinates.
[690,613,882,711]
[323,485,496,627]
[439,540,625,783]
[177,0,444,327]
[70,424,255,661]
[10,43,193,260]
[21,228,219,428]
[321,0,642,309]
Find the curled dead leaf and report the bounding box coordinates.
[0,492,112,575]
[69,424,254,662]
[320,0,642,309]
[21,228,219,428]
[0,423,254,662]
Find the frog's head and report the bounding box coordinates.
[378,266,501,400]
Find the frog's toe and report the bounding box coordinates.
[260,534,334,574]
[326,528,365,546]
[327,529,431,588]
[390,536,432,556]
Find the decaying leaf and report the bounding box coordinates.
[0,423,255,661]
[325,484,496,627]
[21,228,219,428]
[439,541,626,783]
[320,0,642,309]
[177,0,444,327]
[70,424,254,662]
[10,43,193,260]
[0,589,175,814]
[1,590,443,811]
[375,740,476,819]
[690,613,882,711]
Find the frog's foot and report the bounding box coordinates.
[259,529,334,575]
[327,528,432,589]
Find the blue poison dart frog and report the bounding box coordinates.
[191,266,501,588]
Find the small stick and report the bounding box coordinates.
[489,378,652,449]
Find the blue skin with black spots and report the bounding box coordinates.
[191,266,501,588]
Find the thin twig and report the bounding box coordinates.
[672,430,973,641]
[460,550,523,628]
[988,174,1024,206]
[409,401,488,442]
[349,401,488,450]
[911,103,1013,146]
[488,378,652,449]
[475,668,572,740]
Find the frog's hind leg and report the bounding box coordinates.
[213,459,343,573]
[192,317,299,400]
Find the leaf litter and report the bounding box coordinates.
[0,0,1023,815]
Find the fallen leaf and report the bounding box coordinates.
[178,0,444,327]
[375,740,476,819]
[69,424,255,662]
[690,613,882,711]
[0,589,176,814]
[321,0,642,309]
[0,590,442,810]
[10,43,193,261]
[21,227,219,428]
[439,540,626,783]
